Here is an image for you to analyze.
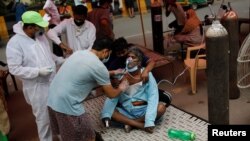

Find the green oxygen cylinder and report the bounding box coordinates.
[168,128,196,141]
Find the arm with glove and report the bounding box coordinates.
[39,67,53,76]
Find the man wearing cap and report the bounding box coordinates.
[6,11,65,141]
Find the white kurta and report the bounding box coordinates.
[47,18,96,52]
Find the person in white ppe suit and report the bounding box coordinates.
[6,11,65,141]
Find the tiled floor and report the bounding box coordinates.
[3,50,250,140]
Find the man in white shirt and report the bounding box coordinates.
[47,5,96,55]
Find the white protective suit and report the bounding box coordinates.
[6,22,63,141]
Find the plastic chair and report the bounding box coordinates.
[184,43,206,94]
[0,61,18,96]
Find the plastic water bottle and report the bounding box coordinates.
[168,128,196,141]
[0,131,8,141]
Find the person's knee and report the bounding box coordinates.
[157,103,167,115]
[159,89,172,107]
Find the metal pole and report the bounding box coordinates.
[137,0,147,47]
[206,20,229,125]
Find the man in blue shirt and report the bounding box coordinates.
[47,38,129,140]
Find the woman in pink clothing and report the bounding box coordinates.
[174,8,203,45]
[43,0,61,27]
[165,8,203,49]
[43,0,63,57]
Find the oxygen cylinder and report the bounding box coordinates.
[206,20,229,124]
[221,2,240,99]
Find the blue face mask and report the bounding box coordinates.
[102,52,111,63]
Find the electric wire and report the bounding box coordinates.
[157,66,188,86]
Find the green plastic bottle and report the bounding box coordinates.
[0,131,8,141]
[168,128,196,141]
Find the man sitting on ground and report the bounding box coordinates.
[101,46,172,133]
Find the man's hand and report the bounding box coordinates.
[118,78,129,92]
[145,126,155,134]
[110,69,125,76]
[111,78,120,88]
[141,70,149,83]
[59,43,73,56]
[113,69,125,75]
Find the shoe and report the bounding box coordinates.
[159,89,172,107]
[124,125,132,133]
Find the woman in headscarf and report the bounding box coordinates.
[165,0,186,34]
[174,8,203,45]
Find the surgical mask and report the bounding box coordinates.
[35,28,45,37]
[126,57,138,72]
[102,52,111,63]
[74,19,84,26]
[127,65,138,72]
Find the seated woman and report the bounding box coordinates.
[165,0,186,34]
[174,8,203,45]
[166,8,203,48]
[101,46,171,133]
